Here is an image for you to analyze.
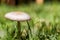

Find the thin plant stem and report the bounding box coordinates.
[27,21,32,40]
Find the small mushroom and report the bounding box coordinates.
[5,12,30,21]
[5,11,31,39]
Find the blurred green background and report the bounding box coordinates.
[0,0,60,40]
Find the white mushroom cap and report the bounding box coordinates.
[5,12,31,21]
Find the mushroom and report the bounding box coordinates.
[5,11,31,40]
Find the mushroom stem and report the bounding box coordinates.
[17,21,21,40]
[17,21,21,33]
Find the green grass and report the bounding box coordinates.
[0,3,60,40]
